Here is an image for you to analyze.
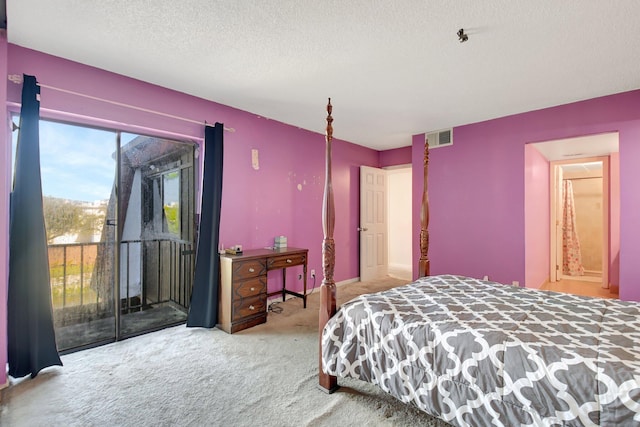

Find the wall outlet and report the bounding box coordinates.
[311,269,316,278]
[512,281,519,287]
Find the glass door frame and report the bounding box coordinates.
[11,113,199,352]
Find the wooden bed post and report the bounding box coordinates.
[419,140,430,277]
[318,98,339,393]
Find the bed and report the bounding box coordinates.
[316,100,640,426]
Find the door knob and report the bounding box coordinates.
[357,227,368,232]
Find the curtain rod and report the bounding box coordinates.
[7,74,234,132]
[6,101,208,143]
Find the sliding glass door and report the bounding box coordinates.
[118,133,196,338]
[12,118,196,352]
[30,120,118,351]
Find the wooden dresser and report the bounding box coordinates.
[219,247,308,333]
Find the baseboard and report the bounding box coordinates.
[336,277,359,287]
[276,277,360,299]
[561,274,601,283]
[0,377,9,398]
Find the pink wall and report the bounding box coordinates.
[380,146,411,167]
[413,90,640,301]
[218,117,378,292]
[618,122,640,301]
[524,144,550,288]
[0,45,380,384]
[420,122,526,284]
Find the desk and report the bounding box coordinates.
[219,247,308,333]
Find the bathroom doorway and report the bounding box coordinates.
[550,159,607,286]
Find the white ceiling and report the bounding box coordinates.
[5,1,640,150]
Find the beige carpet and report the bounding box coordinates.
[0,277,451,427]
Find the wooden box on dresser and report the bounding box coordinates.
[218,254,268,334]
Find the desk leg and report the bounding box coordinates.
[282,269,286,302]
[303,262,307,308]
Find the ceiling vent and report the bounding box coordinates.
[425,128,453,148]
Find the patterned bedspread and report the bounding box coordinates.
[321,275,640,426]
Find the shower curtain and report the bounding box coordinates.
[562,180,584,276]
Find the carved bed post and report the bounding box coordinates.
[318,98,338,393]
[419,140,430,277]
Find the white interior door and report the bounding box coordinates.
[360,166,388,281]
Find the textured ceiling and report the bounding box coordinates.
[5,1,640,150]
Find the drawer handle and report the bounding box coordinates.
[250,287,255,291]
[249,305,255,311]
[286,259,292,263]
[248,267,255,273]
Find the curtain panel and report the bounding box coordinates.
[187,123,224,328]
[8,74,62,378]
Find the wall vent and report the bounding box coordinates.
[425,128,453,148]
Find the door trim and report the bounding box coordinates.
[550,156,609,288]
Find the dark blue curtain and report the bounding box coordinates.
[8,75,62,378]
[187,123,224,328]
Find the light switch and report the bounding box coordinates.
[251,149,259,170]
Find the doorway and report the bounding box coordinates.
[358,165,411,281]
[117,133,197,341]
[527,132,619,296]
[386,166,412,280]
[554,158,609,288]
[11,118,197,352]
[550,158,608,288]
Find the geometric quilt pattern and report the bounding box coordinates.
[322,275,640,426]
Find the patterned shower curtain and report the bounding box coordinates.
[562,180,584,276]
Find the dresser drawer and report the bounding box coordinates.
[268,253,306,269]
[219,248,307,333]
[232,259,266,279]
[232,295,266,321]
[232,277,266,300]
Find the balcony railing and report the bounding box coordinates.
[48,239,194,327]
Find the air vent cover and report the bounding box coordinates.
[425,128,453,148]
